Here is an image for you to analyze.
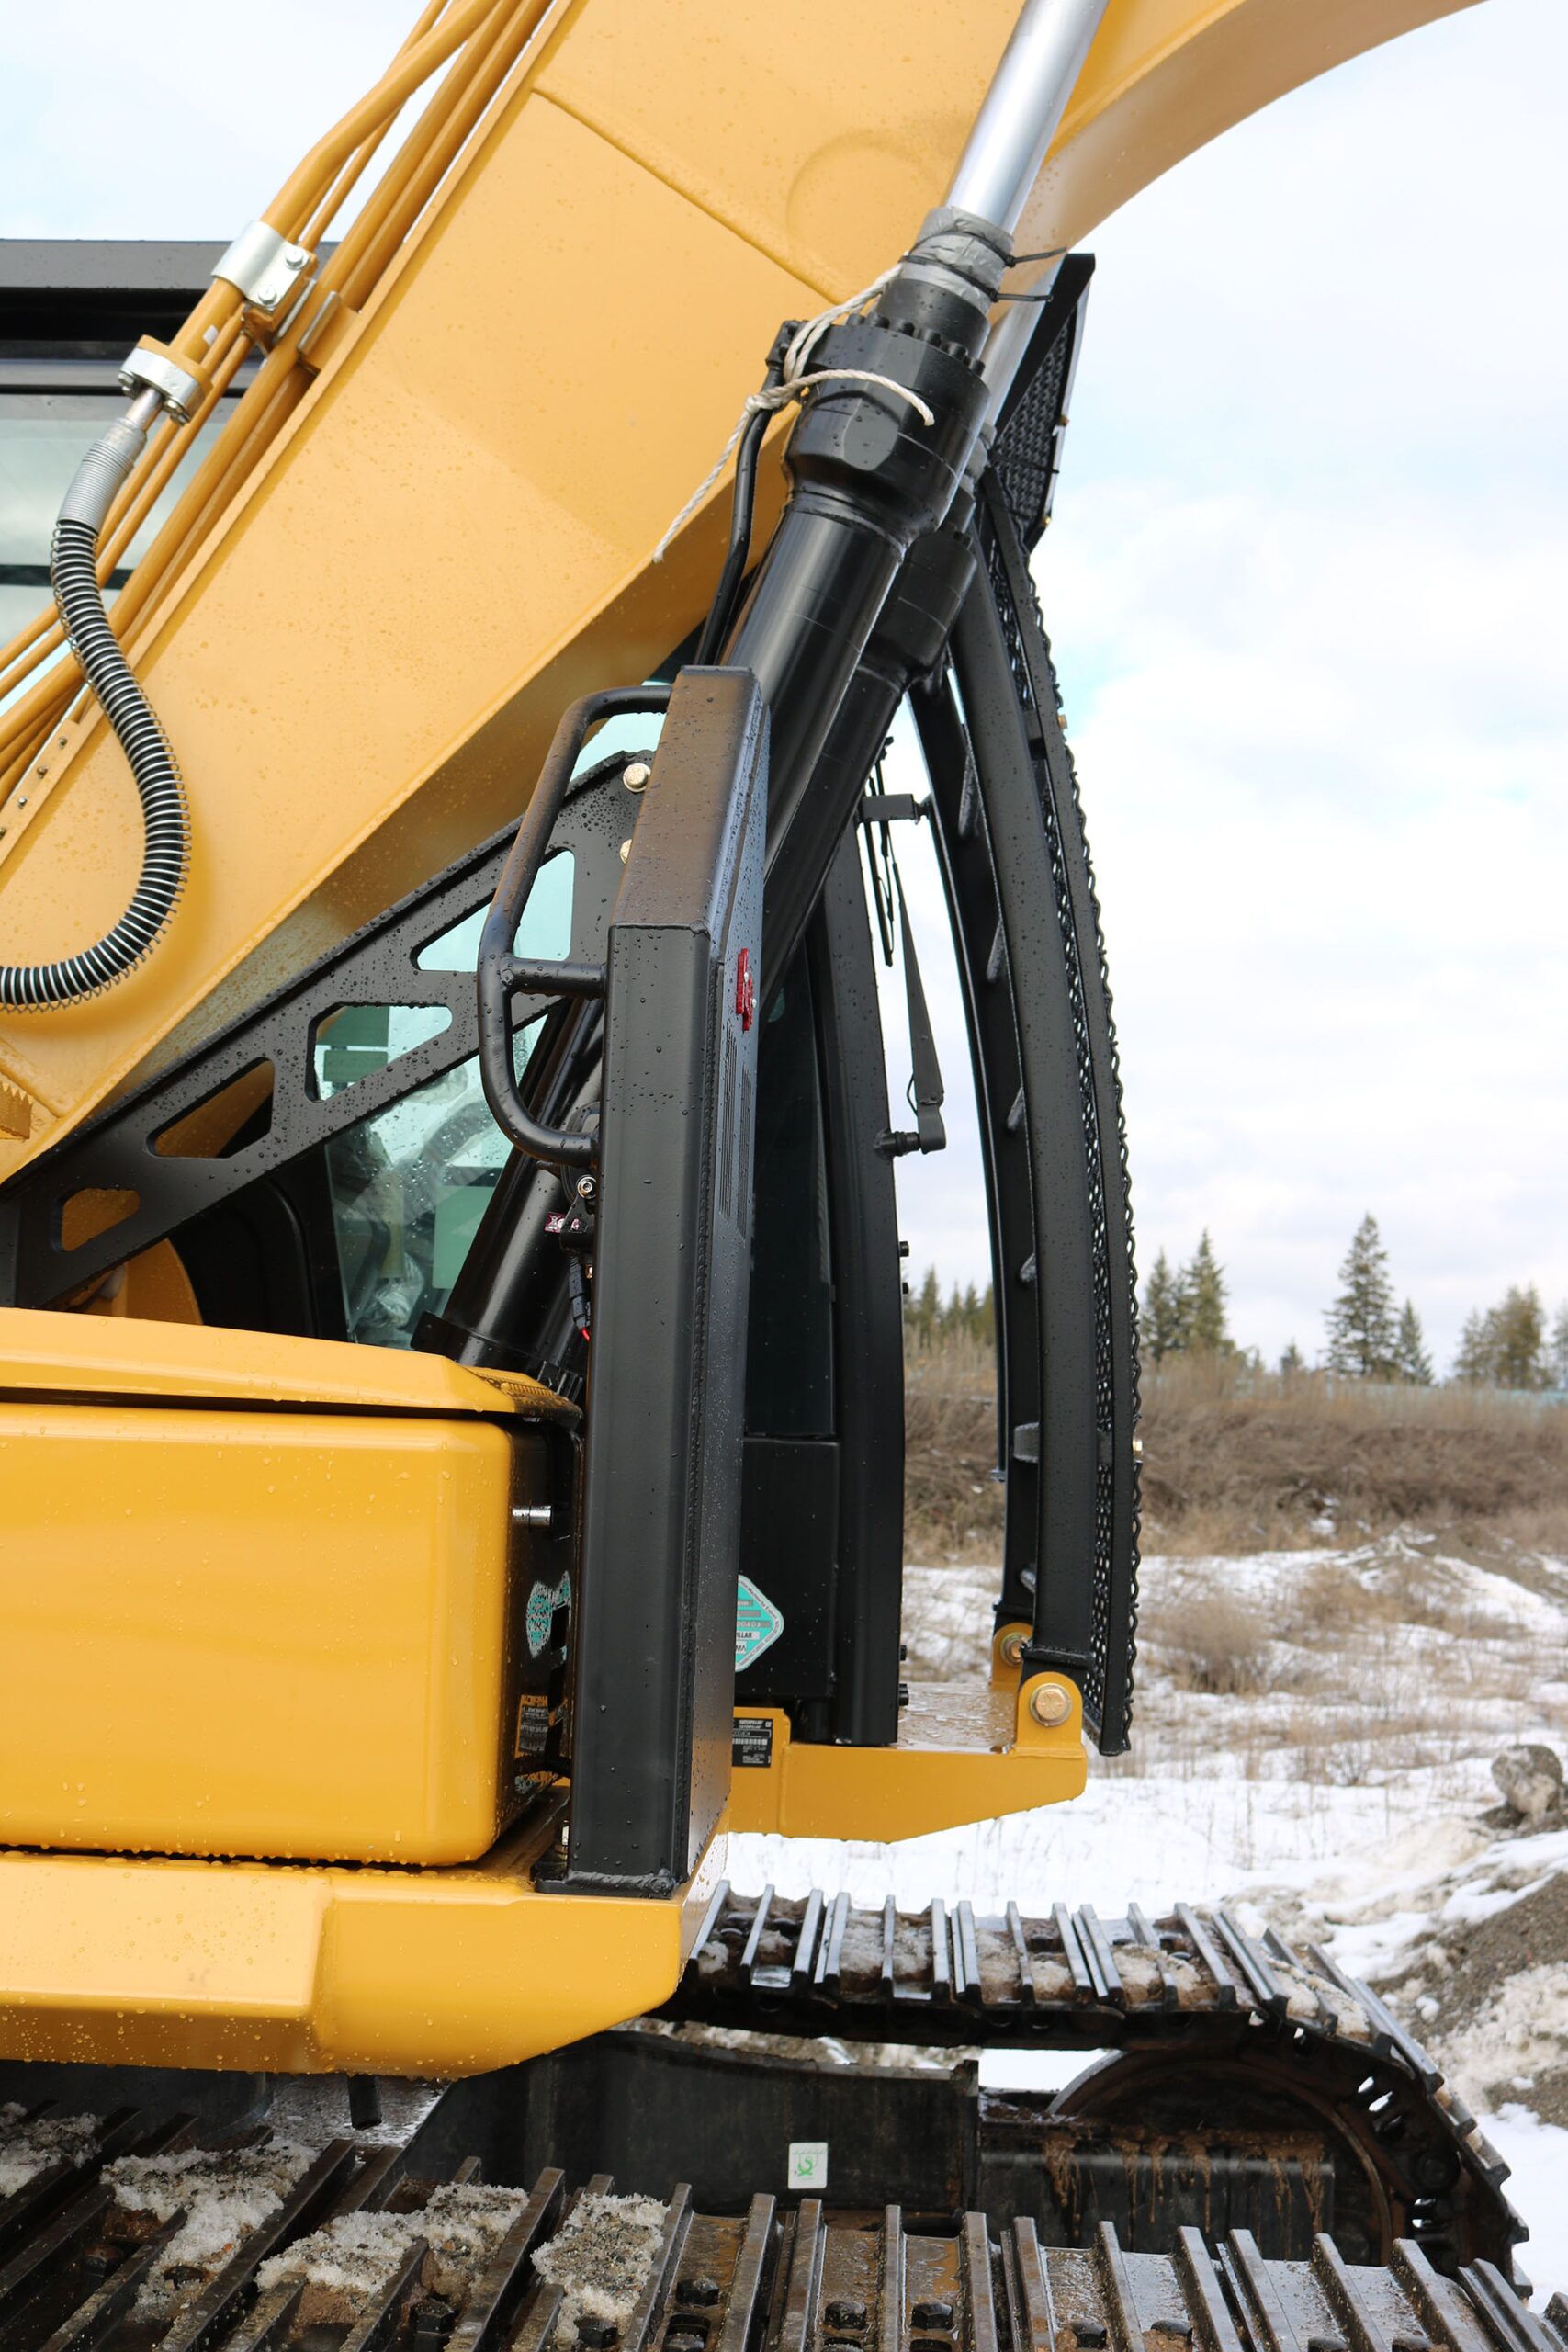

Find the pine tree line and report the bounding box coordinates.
[1454,1287,1568,1392]
[914,1216,1568,1392]
[1143,1209,1568,1390]
[905,1266,996,1351]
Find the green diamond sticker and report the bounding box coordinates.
[735,1575,784,1670]
[525,1571,570,1659]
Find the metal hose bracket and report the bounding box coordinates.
[0,405,191,1010]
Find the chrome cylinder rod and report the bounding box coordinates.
[944,0,1109,236]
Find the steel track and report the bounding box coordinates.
[660,1887,1526,2274]
[0,2088,1557,2352]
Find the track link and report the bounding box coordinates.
[0,2095,1559,2352]
[660,1889,1526,2272]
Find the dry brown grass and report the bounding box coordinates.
[1141,1362,1568,1555]
[902,1330,1568,1561]
[1146,1592,1272,1695]
[903,1383,1005,1562]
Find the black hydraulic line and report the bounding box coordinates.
[807,833,907,1747]
[694,361,782,666]
[1,407,189,1008]
[722,210,1010,947]
[759,516,976,1000]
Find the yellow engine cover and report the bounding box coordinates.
[0,1309,564,1867]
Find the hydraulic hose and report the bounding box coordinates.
[0,393,189,1009]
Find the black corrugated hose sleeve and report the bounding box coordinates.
[0,424,189,1009]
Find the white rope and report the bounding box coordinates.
[651,269,934,566]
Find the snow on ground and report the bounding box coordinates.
[728,1532,1568,2292]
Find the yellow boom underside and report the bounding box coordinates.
[0,0,1474,1170]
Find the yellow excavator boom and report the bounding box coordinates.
[0,0,1474,1170]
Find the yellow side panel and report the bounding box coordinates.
[0,1832,722,2076]
[0,1399,524,1866]
[0,1300,567,1419]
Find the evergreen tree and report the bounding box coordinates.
[1452,1286,1550,1389]
[1279,1340,1305,1376]
[1491,1285,1549,1390]
[1393,1299,1433,1386]
[1325,1214,1399,1379]
[1141,1249,1187,1363]
[1182,1231,1231,1354]
[974,1283,996,1347]
[908,1265,940,1351]
[1453,1306,1493,1385]
[962,1282,982,1341]
[1551,1303,1568,1392]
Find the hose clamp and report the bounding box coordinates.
[118,345,205,424]
[212,220,315,313]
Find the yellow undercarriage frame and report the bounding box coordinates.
[0,1311,1083,2076]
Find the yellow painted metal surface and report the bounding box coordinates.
[0,1814,725,2075]
[0,1392,541,1864]
[0,1302,570,1419]
[725,1676,1086,1838]
[0,0,1477,1175]
[0,1665,1078,2074]
[79,1241,204,1326]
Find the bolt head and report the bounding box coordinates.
[622,761,651,791]
[999,1630,1026,1666]
[1028,1681,1072,1728]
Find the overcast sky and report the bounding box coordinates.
[889,0,1568,1373]
[4,0,1562,1372]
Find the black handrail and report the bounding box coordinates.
[477,684,672,1167]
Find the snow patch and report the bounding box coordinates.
[257,2181,532,2324]
[106,2142,315,2314]
[532,2192,667,2346]
[1481,2104,1568,2283]
[0,2106,98,2201]
[1438,1966,1568,2109]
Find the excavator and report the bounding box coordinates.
[0,0,1555,2338]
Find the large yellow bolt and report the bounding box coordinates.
[1028,1682,1072,1728]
